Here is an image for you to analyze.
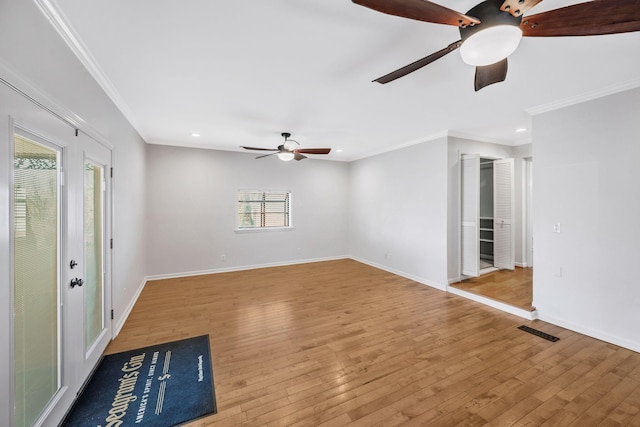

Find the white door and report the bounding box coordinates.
[494,158,515,270]
[8,101,112,426]
[12,126,68,427]
[66,132,112,387]
[461,154,480,277]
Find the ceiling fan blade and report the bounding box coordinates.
[255,152,278,159]
[352,0,480,27]
[373,40,461,84]
[295,148,332,155]
[500,0,544,18]
[294,153,308,161]
[521,0,640,37]
[241,146,279,151]
[474,58,508,92]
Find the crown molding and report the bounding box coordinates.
[447,130,530,146]
[351,130,449,162]
[34,0,144,140]
[527,77,640,116]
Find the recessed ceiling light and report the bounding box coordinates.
[336,149,343,153]
[191,133,200,137]
[516,128,527,133]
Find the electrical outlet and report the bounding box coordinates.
[553,223,561,233]
[220,254,226,262]
[385,252,391,259]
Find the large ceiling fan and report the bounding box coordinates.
[241,133,332,161]
[353,0,640,91]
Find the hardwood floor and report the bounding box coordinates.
[107,260,640,426]
[451,267,534,311]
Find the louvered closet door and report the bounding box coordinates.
[493,158,515,270]
[461,154,480,277]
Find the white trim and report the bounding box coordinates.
[33,0,142,140]
[351,131,448,162]
[349,256,446,291]
[537,311,640,354]
[0,60,114,150]
[352,129,534,163]
[447,286,538,320]
[527,77,640,116]
[146,255,349,282]
[116,257,640,353]
[234,227,294,233]
[112,277,147,338]
[448,130,531,146]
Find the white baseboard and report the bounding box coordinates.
[447,286,538,320]
[349,256,447,291]
[113,258,639,354]
[111,256,348,339]
[145,255,349,282]
[537,311,640,353]
[112,277,147,338]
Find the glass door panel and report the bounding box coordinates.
[84,162,104,350]
[13,134,61,427]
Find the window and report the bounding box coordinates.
[237,190,291,230]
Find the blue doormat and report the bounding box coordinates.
[62,335,217,426]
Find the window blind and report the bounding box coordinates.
[237,190,291,229]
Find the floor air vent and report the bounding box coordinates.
[518,325,560,342]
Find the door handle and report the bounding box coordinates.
[70,278,84,288]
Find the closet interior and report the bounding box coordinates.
[479,158,496,272]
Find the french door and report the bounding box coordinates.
[10,110,111,426]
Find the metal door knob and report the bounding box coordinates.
[70,278,84,288]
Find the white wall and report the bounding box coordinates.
[513,144,533,266]
[145,144,349,276]
[0,1,147,424]
[0,0,147,327]
[533,87,640,351]
[348,138,449,289]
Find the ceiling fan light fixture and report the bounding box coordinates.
[283,140,299,151]
[460,25,523,66]
[278,151,295,161]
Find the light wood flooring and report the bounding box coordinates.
[107,259,640,426]
[451,267,534,311]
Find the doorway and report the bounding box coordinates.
[460,154,515,278]
[7,95,112,426]
[453,153,534,311]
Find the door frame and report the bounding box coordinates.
[70,133,113,386]
[459,153,507,278]
[10,119,72,427]
[522,157,533,268]
[3,111,114,427]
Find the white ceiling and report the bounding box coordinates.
[48,0,640,161]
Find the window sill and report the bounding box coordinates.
[234,227,295,234]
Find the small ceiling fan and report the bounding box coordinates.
[241,133,332,161]
[353,0,640,91]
